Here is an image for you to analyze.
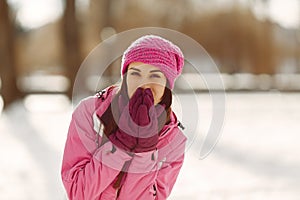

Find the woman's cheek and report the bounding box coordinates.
[127,86,136,99]
[153,87,164,104]
[127,78,137,98]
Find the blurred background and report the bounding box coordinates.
[0,0,299,199]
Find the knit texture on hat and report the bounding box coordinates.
[121,35,184,89]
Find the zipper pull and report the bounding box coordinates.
[177,121,185,130]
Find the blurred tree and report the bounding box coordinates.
[181,6,278,74]
[89,0,114,80]
[62,0,82,99]
[89,0,112,39]
[0,0,23,109]
[297,5,300,72]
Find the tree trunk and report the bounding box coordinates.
[62,0,82,99]
[0,0,23,109]
[89,0,114,81]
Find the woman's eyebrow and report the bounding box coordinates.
[128,67,141,72]
[149,69,163,73]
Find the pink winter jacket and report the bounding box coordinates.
[61,86,187,200]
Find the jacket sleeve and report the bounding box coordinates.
[61,97,132,200]
[154,131,186,200]
[154,155,184,199]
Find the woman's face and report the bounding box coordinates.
[126,62,167,105]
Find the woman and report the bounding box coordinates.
[61,35,187,199]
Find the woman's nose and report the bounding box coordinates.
[138,83,153,93]
[140,83,151,90]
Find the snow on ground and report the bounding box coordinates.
[0,92,299,200]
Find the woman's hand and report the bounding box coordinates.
[109,88,165,153]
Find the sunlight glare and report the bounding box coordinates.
[16,0,63,29]
[24,94,70,112]
[269,0,300,28]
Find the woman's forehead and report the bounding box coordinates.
[128,62,162,72]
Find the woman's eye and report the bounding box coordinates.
[150,74,161,78]
[130,72,140,76]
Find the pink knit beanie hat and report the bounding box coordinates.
[121,35,184,89]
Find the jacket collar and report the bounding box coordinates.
[95,85,119,118]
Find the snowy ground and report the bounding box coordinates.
[0,92,299,200]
